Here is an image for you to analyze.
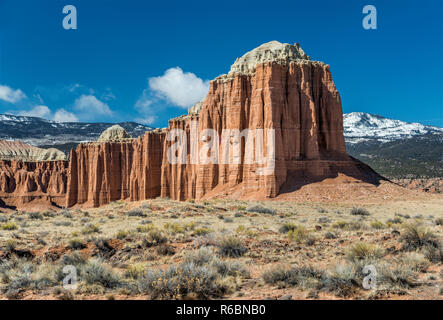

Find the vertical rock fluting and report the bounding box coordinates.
[160,60,349,200]
[66,130,165,207]
[0,160,68,207]
[0,41,384,208]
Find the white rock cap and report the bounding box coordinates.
[228,41,310,76]
[97,124,132,142]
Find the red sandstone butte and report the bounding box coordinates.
[0,41,391,209]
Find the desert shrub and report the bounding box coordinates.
[0,216,8,223]
[263,264,324,289]
[0,257,58,293]
[156,244,175,256]
[81,258,121,288]
[321,264,359,297]
[223,217,233,223]
[401,224,440,251]
[138,262,225,299]
[346,242,384,262]
[378,263,418,289]
[193,227,211,236]
[324,232,337,239]
[125,263,146,280]
[62,211,73,219]
[387,217,403,225]
[332,220,365,231]
[42,211,55,218]
[211,259,249,278]
[28,212,43,220]
[287,225,315,245]
[398,252,430,273]
[145,230,167,246]
[1,222,17,230]
[318,217,331,224]
[184,247,214,266]
[164,222,186,234]
[68,238,86,250]
[127,209,147,217]
[351,207,370,216]
[59,252,87,269]
[218,237,247,258]
[136,224,156,233]
[116,230,130,240]
[5,240,17,251]
[435,218,443,226]
[53,220,72,227]
[81,224,100,235]
[246,205,276,215]
[370,220,385,229]
[279,223,297,234]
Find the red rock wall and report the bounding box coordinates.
[66,130,165,207]
[161,61,349,200]
[0,160,68,208]
[0,62,381,209]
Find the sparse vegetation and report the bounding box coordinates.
[0,197,440,300]
[351,207,370,216]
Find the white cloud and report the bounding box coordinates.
[148,67,209,108]
[0,84,27,103]
[53,109,79,122]
[135,116,156,125]
[18,105,51,118]
[73,95,113,119]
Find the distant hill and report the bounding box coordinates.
[0,112,442,178]
[0,114,153,155]
[343,112,443,178]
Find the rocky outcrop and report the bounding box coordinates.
[0,160,68,208]
[0,140,67,161]
[97,124,132,142]
[0,41,389,209]
[66,129,165,207]
[161,41,352,200]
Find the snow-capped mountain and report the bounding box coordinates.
[343,112,443,178]
[343,112,443,143]
[0,114,153,154]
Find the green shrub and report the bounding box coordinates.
[263,264,323,288]
[351,207,370,216]
[246,205,276,215]
[1,222,17,230]
[218,237,247,258]
[287,225,315,245]
[370,220,386,229]
[346,242,384,262]
[81,258,121,288]
[81,224,100,235]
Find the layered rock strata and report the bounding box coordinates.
[0,160,68,208]
[0,41,386,208]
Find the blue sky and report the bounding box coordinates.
[0,0,442,127]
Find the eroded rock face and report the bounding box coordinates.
[0,41,387,208]
[66,130,165,207]
[161,42,350,200]
[0,160,68,208]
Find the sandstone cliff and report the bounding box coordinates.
[0,160,68,208]
[160,41,356,200]
[0,41,389,209]
[66,129,165,207]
